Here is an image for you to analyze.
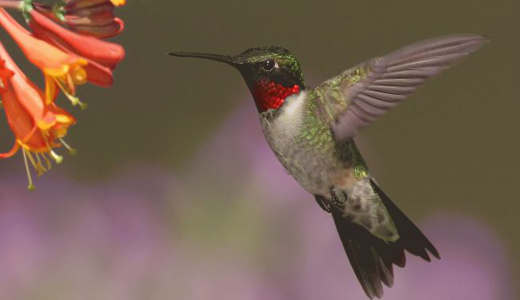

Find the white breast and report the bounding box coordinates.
[260,91,307,141]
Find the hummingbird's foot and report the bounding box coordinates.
[330,186,347,207]
[315,195,331,213]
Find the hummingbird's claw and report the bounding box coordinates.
[330,186,347,207]
[315,195,331,213]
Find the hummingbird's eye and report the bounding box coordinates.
[262,59,276,71]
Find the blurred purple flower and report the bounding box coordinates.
[0,102,514,299]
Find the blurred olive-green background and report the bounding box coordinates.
[0,0,519,299]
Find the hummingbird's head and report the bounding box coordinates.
[169,46,305,113]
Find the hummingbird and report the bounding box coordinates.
[169,34,487,299]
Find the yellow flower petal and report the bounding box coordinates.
[111,0,126,6]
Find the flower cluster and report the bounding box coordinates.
[0,0,125,190]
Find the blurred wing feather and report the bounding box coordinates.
[314,34,487,141]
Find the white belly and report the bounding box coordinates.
[259,91,334,195]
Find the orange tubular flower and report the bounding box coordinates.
[0,0,125,189]
[28,9,125,68]
[0,8,88,108]
[35,0,126,38]
[28,9,125,87]
[0,42,76,191]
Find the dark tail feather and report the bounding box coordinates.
[370,179,440,261]
[328,179,439,299]
[331,209,394,299]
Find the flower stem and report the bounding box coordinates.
[0,1,21,10]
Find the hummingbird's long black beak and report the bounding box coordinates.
[168,52,237,66]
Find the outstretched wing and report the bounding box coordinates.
[314,34,488,141]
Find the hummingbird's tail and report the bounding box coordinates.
[327,179,439,299]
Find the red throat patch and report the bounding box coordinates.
[252,80,301,112]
